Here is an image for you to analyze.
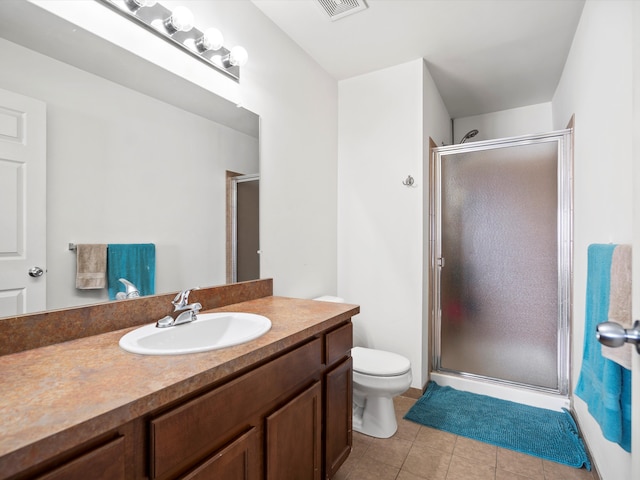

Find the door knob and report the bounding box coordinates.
[596,321,640,353]
[28,266,44,277]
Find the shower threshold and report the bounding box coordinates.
[430,372,570,412]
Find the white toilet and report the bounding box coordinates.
[313,296,413,439]
[351,346,412,438]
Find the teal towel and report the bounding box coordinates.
[107,244,156,300]
[575,244,631,452]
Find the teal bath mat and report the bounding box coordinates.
[404,382,590,470]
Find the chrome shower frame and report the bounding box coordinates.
[429,130,573,396]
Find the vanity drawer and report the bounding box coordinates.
[36,436,125,480]
[150,338,322,480]
[325,322,353,366]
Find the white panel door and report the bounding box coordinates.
[0,88,46,317]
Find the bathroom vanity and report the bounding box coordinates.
[0,280,358,480]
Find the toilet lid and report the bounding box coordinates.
[351,347,411,377]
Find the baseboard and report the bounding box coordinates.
[569,406,601,480]
[402,387,423,399]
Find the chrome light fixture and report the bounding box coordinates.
[196,28,224,52]
[125,0,157,11]
[99,0,248,82]
[163,5,195,33]
[223,46,249,68]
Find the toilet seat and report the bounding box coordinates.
[351,347,411,377]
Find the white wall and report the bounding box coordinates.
[552,1,635,478]
[338,59,450,389]
[453,102,552,144]
[0,37,258,310]
[30,0,339,300]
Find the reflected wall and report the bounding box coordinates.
[0,37,259,311]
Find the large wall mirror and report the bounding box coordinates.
[0,1,259,319]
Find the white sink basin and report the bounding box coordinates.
[119,312,271,355]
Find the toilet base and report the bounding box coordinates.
[352,395,398,438]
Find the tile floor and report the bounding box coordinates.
[334,396,597,480]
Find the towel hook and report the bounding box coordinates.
[402,175,415,187]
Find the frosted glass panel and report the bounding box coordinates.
[439,141,559,389]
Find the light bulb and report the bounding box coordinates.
[127,0,157,11]
[164,6,194,33]
[226,46,249,67]
[196,28,224,52]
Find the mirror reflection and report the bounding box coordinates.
[0,2,259,319]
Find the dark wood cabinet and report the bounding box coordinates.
[34,437,126,480]
[181,428,259,480]
[323,322,353,479]
[12,321,353,480]
[150,339,323,480]
[324,357,352,479]
[266,381,322,480]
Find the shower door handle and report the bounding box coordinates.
[596,321,640,354]
[437,257,445,268]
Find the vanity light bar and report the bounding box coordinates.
[97,0,247,82]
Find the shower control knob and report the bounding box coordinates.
[596,321,640,353]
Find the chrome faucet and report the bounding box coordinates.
[156,288,202,328]
[115,278,140,300]
[172,288,203,324]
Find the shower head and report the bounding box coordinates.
[459,129,479,144]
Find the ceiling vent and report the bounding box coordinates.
[316,0,368,22]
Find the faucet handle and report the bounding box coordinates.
[172,287,200,309]
[172,290,188,308]
[118,278,140,299]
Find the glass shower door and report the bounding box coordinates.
[432,132,571,394]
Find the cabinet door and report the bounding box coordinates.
[36,437,125,480]
[265,382,322,480]
[324,357,352,479]
[151,339,322,480]
[181,428,259,480]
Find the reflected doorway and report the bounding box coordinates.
[226,172,260,283]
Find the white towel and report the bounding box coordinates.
[601,244,632,370]
[75,244,107,289]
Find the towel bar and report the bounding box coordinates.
[69,243,110,252]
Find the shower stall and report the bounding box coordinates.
[429,130,572,409]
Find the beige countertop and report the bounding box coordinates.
[0,296,359,477]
